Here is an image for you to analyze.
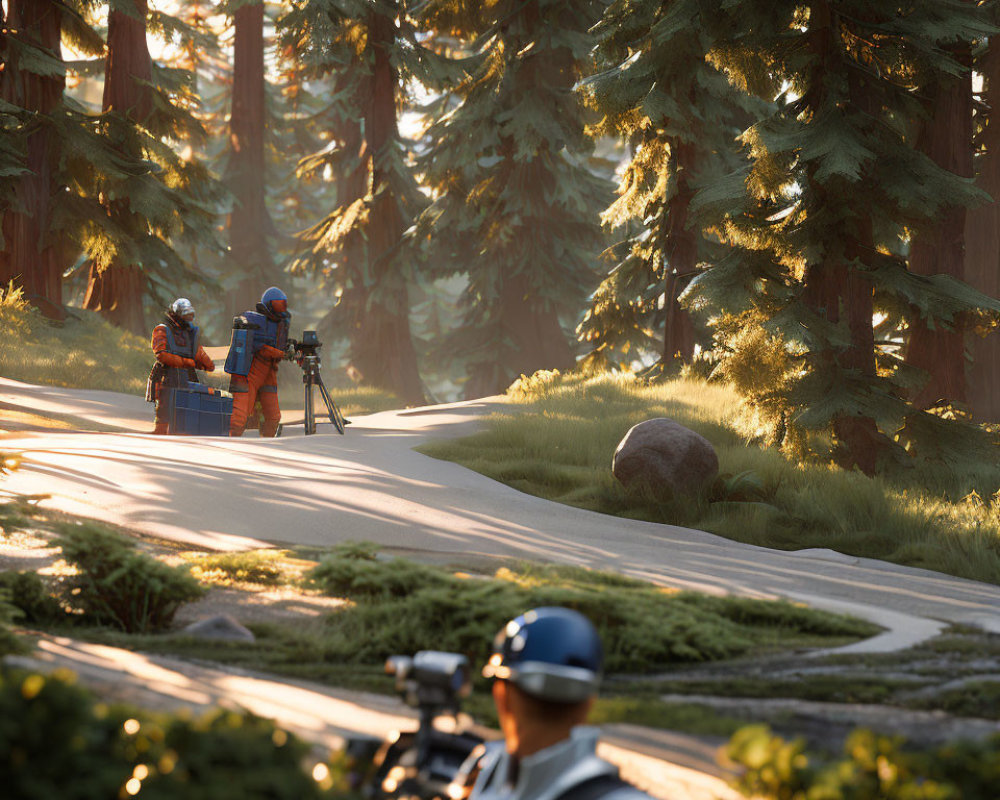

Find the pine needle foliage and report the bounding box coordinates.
[1,0,227,321]
[279,0,451,402]
[416,0,613,397]
[307,543,874,671]
[54,522,205,633]
[577,0,759,374]
[691,0,1000,474]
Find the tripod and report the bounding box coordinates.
[300,354,346,435]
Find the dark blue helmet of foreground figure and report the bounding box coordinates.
[482,607,603,703]
[260,286,289,319]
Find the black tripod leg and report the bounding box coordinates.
[316,375,346,435]
[304,376,315,435]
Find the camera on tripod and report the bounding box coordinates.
[366,651,484,800]
[285,329,347,435]
[387,651,471,713]
[287,328,321,360]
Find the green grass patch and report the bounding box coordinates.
[418,371,1000,585]
[0,289,150,394]
[187,550,289,586]
[588,696,744,738]
[909,680,1000,719]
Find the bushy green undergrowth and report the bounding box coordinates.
[729,724,1000,799]
[419,371,1000,585]
[0,668,352,799]
[307,544,875,673]
[53,523,205,633]
[0,571,65,626]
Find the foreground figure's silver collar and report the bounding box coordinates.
[475,727,617,800]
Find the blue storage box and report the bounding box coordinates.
[164,382,232,436]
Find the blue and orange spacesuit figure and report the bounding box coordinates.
[146,298,216,435]
[226,286,291,437]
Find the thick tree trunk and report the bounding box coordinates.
[662,140,698,363]
[906,45,974,409]
[966,41,1000,422]
[346,9,425,405]
[226,0,274,314]
[801,2,883,476]
[0,0,66,311]
[803,260,881,475]
[82,0,153,336]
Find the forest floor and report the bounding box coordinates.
[2,379,1000,800]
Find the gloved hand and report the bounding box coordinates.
[183,358,197,369]
[204,361,216,372]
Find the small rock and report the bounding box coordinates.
[181,614,255,642]
[612,418,719,497]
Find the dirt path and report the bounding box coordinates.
[2,379,998,654]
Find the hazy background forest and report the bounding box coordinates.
[3,0,1000,475]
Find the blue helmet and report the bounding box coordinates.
[482,607,603,703]
[260,286,289,318]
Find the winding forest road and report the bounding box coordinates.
[2,377,999,653]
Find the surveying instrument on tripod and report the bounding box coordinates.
[286,330,346,435]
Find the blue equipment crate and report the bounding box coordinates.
[165,382,232,436]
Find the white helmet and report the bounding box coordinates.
[170,298,195,320]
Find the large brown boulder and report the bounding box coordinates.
[612,418,719,497]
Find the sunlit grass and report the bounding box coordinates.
[186,549,290,586]
[418,371,1000,585]
[0,294,150,394]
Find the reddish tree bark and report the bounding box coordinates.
[662,139,698,364]
[0,0,67,311]
[82,0,153,335]
[225,0,275,314]
[799,2,883,475]
[345,9,425,404]
[966,41,1000,422]
[905,45,974,410]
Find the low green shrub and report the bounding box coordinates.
[54,523,205,633]
[0,591,28,656]
[728,724,1000,799]
[308,545,876,672]
[0,668,351,799]
[0,571,66,626]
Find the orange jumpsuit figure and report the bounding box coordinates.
[227,287,291,437]
[147,298,216,435]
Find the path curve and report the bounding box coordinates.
[2,378,998,652]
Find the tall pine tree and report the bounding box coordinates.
[224,0,278,313]
[966,36,1000,422]
[577,0,755,375]
[77,0,224,334]
[280,0,440,404]
[418,0,611,398]
[0,0,73,311]
[704,0,998,472]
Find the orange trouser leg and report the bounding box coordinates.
[258,388,280,437]
[229,377,257,437]
[230,357,279,436]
